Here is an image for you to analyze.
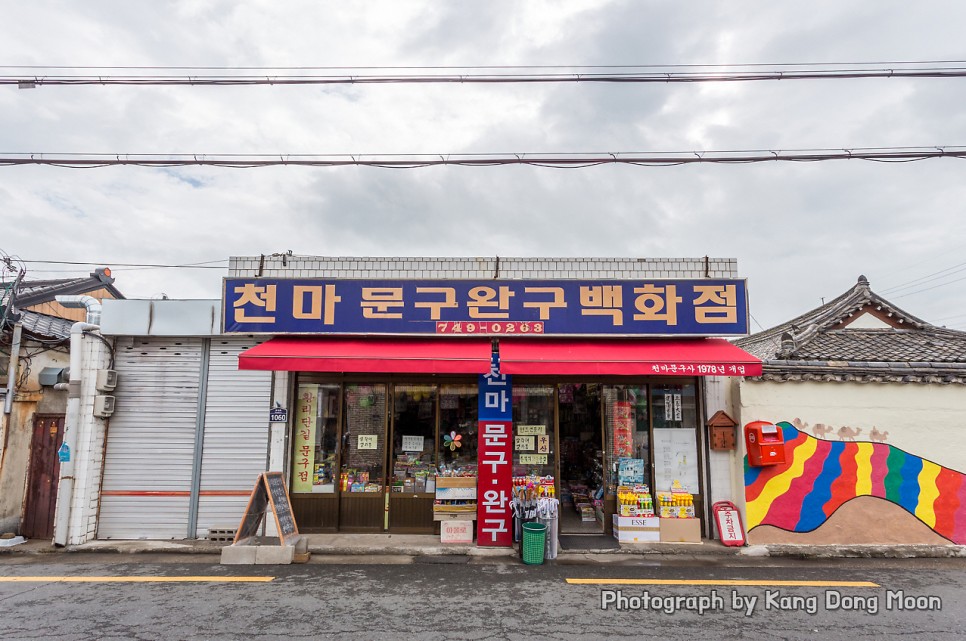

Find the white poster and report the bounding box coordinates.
[402,435,424,452]
[652,428,700,493]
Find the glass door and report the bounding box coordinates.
[339,384,388,531]
[389,384,438,532]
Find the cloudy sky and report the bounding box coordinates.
[3,1,966,332]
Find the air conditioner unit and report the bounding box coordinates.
[93,395,115,418]
[96,369,118,392]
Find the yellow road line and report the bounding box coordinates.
[0,576,274,583]
[566,578,879,588]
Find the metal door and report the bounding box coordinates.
[98,337,203,539]
[194,337,272,537]
[21,415,65,539]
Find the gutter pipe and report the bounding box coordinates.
[52,295,101,547]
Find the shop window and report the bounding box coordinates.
[391,385,438,493]
[341,384,387,493]
[511,385,555,480]
[603,385,649,495]
[651,382,701,496]
[650,382,697,430]
[292,384,340,493]
[438,384,478,476]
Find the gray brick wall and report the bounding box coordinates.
[228,256,739,279]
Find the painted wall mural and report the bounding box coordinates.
[745,422,966,544]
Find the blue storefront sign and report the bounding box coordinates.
[223,278,748,336]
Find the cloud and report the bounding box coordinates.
[2,1,966,330]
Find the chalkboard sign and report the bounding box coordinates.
[233,472,300,547]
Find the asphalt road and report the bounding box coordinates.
[0,553,964,640]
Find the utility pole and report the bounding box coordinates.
[2,267,25,416]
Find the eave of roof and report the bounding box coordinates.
[736,275,965,366]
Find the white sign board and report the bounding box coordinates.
[715,506,745,545]
[358,435,378,450]
[441,520,473,544]
[402,435,424,452]
[653,428,700,494]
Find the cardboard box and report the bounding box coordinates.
[659,517,702,543]
[440,519,474,544]
[612,515,660,543]
[659,505,696,519]
[435,476,477,488]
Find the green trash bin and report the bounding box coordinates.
[522,522,548,565]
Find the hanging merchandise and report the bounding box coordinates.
[537,496,560,560]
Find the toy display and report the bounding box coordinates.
[617,485,654,517]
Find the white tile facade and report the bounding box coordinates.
[228,255,738,279]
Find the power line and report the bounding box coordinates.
[21,259,227,269]
[9,65,966,88]
[1,147,965,169]
[5,59,966,70]
[881,260,966,294]
[890,274,966,299]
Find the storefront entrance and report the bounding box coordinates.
[557,384,604,534]
[289,377,705,538]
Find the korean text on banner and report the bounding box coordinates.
[478,353,513,546]
[223,278,749,336]
[292,385,318,493]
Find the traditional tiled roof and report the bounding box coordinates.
[2,268,122,341]
[736,276,966,384]
[19,310,73,341]
[1,268,123,308]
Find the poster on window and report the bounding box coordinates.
[292,384,318,493]
[613,401,634,457]
[652,428,700,493]
[402,435,424,452]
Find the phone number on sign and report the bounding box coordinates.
[436,321,545,334]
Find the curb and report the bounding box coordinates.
[3,541,965,559]
[761,544,966,559]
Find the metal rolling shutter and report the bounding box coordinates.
[98,337,203,539]
[195,337,271,537]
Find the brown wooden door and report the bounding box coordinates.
[22,415,65,539]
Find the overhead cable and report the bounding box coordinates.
[8,64,966,88]
[1,147,965,169]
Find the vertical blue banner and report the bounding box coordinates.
[478,352,512,421]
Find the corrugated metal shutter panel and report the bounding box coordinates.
[98,337,203,539]
[195,337,272,537]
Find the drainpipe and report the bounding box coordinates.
[52,295,101,547]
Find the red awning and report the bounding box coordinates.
[498,338,762,376]
[238,337,494,374]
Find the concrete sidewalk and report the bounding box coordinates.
[2,534,965,559]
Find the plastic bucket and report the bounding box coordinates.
[522,522,548,565]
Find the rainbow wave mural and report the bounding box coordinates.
[745,422,966,544]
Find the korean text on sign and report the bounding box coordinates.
[224,278,749,336]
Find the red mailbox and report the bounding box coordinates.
[744,421,786,467]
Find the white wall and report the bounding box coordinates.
[738,380,966,471]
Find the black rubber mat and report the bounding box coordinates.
[557,535,621,550]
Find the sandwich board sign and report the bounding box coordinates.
[233,472,300,547]
[711,500,746,547]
